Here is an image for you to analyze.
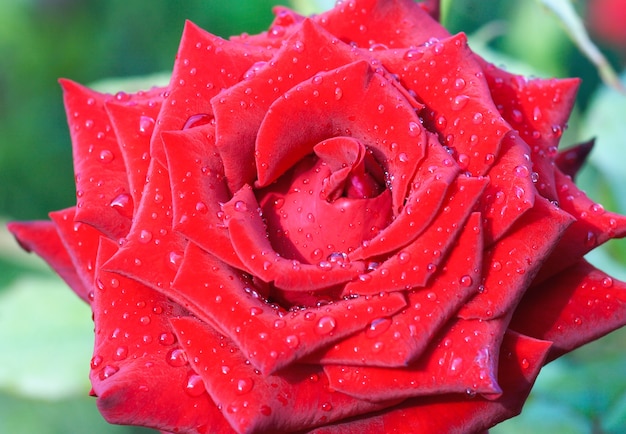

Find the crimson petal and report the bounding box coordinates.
[511,259,626,361]
[314,0,450,48]
[170,316,401,434]
[344,177,487,295]
[460,196,574,319]
[105,94,164,216]
[103,160,188,292]
[349,132,460,260]
[478,132,536,245]
[150,21,273,166]
[535,168,626,282]
[310,331,552,434]
[255,59,425,214]
[7,220,90,303]
[90,238,224,433]
[162,126,245,270]
[315,212,483,367]
[60,80,132,239]
[213,19,363,193]
[324,317,505,401]
[169,242,406,375]
[224,185,366,292]
[374,33,510,176]
[49,207,106,299]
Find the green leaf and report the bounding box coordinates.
[0,274,94,399]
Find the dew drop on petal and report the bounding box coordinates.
[185,374,206,397]
[316,316,337,335]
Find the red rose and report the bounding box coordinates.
[9,0,626,432]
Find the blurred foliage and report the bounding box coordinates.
[0,0,625,432]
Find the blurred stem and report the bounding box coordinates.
[537,0,625,94]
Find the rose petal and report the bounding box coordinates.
[310,331,552,434]
[344,176,487,295]
[213,19,363,193]
[324,317,505,401]
[170,316,401,434]
[223,185,367,293]
[162,126,245,270]
[535,168,626,282]
[60,80,132,239]
[480,58,580,201]
[511,259,626,361]
[105,93,164,216]
[555,139,595,179]
[315,212,483,367]
[150,20,273,166]
[349,132,460,260]
[90,238,224,433]
[374,33,510,176]
[169,242,406,375]
[48,207,106,299]
[103,160,188,291]
[460,196,574,319]
[7,220,90,302]
[314,0,450,48]
[257,142,392,265]
[478,132,536,245]
[230,6,306,48]
[255,59,425,214]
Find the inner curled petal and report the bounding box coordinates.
[314,137,385,201]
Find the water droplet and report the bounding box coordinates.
[99,149,114,163]
[236,377,254,395]
[167,348,188,367]
[460,275,473,287]
[139,116,155,135]
[185,374,205,396]
[451,95,469,111]
[113,346,128,361]
[365,317,391,338]
[285,335,300,348]
[316,316,337,335]
[234,200,248,212]
[334,87,343,100]
[602,277,613,288]
[109,193,133,218]
[183,113,212,130]
[321,402,333,412]
[408,121,421,137]
[139,229,153,243]
[260,405,272,416]
[159,332,176,346]
[99,365,119,380]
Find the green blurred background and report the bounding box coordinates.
[1,0,625,432]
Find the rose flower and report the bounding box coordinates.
[8,0,626,432]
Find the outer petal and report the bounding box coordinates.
[511,259,626,361]
[324,317,505,401]
[150,21,273,166]
[314,0,450,48]
[315,212,483,367]
[60,80,132,239]
[168,242,406,375]
[535,168,626,282]
[480,58,580,201]
[105,92,165,216]
[90,238,226,433]
[213,19,363,193]
[310,331,552,434]
[103,160,187,293]
[460,196,574,319]
[7,220,90,302]
[162,125,245,270]
[374,33,511,177]
[170,316,401,434]
[49,207,107,300]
